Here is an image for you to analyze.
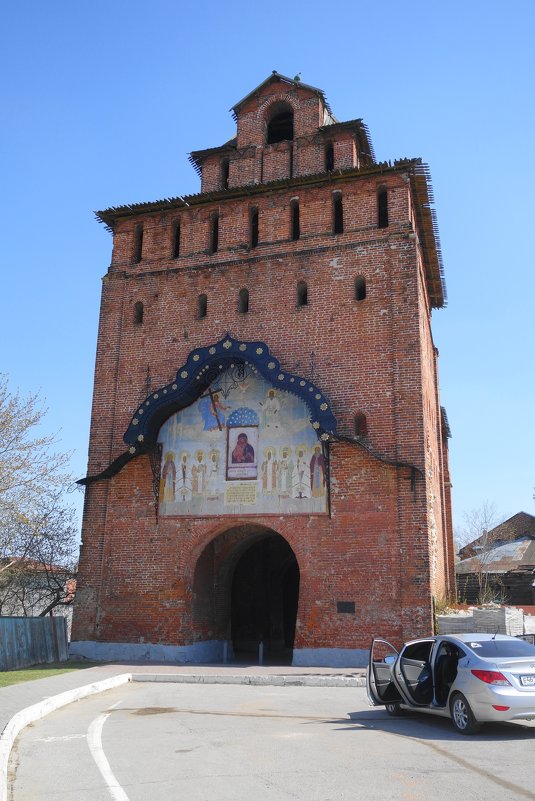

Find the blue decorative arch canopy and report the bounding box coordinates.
[80,336,337,484]
[125,336,336,453]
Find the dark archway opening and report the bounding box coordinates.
[191,525,302,666]
[231,534,299,664]
[267,110,294,144]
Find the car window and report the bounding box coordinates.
[402,641,433,661]
[465,639,535,658]
[437,642,466,660]
[371,639,398,664]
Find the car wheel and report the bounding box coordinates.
[450,692,480,735]
[385,702,404,717]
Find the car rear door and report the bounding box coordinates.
[367,638,403,707]
[395,640,435,706]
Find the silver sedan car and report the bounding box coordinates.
[367,632,535,734]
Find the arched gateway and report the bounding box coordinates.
[72,73,454,667]
[193,525,299,663]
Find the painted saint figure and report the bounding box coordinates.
[160,452,176,502]
[176,452,192,502]
[292,446,311,499]
[259,389,281,428]
[191,450,207,496]
[231,432,255,464]
[261,448,278,494]
[206,450,220,499]
[310,445,326,498]
[278,446,294,498]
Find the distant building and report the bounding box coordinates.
[72,72,454,666]
[456,513,535,605]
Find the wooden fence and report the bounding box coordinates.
[0,616,68,671]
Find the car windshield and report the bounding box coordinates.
[464,639,535,658]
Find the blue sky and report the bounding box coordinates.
[2,1,534,534]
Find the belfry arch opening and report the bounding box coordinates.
[266,103,294,144]
[192,526,300,665]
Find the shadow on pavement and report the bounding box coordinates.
[321,708,535,741]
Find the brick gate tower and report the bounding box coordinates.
[72,72,454,666]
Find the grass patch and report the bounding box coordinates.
[0,660,101,689]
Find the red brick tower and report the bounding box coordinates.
[72,73,454,666]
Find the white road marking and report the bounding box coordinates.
[36,734,86,743]
[87,709,130,801]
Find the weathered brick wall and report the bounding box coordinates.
[333,136,357,171]
[198,156,221,194]
[262,142,292,182]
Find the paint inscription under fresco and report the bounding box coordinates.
[224,482,257,505]
[157,367,327,516]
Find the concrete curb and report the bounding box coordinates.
[131,673,366,687]
[0,671,366,801]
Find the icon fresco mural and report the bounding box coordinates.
[157,367,327,516]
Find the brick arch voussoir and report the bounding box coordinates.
[185,517,304,582]
[259,92,300,120]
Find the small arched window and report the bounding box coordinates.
[333,191,344,234]
[355,276,366,301]
[133,301,144,325]
[296,281,308,307]
[239,288,249,314]
[250,207,259,249]
[291,199,300,241]
[354,413,368,438]
[172,221,181,258]
[221,158,230,190]
[197,293,207,319]
[133,225,143,263]
[267,106,294,144]
[377,187,389,228]
[325,143,334,171]
[209,213,219,254]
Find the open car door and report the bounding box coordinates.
[367,638,403,707]
[394,639,434,706]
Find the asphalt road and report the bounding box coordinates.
[9,683,535,801]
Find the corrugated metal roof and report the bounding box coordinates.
[459,512,535,559]
[457,537,535,575]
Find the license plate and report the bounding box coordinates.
[520,675,535,686]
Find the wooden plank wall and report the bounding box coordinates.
[0,617,68,670]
